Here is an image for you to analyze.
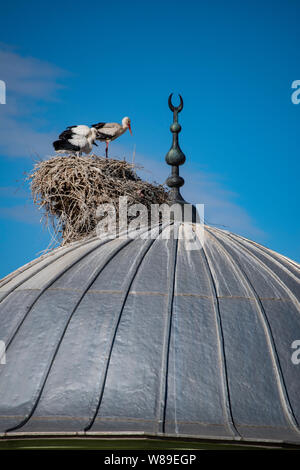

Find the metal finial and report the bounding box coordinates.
[164,94,198,222]
[165,93,186,204]
[168,93,183,113]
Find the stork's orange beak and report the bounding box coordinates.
[128,123,132,135]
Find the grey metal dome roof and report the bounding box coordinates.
[0,222,300,445]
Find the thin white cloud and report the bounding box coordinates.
[183,171,266,240]
[0,115,56,157]
[0,204,40,225]
[0,46,66,157]
[0,185,39,225]
[0,48,64,99]
[0,186,28,199]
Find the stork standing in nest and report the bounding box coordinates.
[92,117,132,158]
[53,125,98,156]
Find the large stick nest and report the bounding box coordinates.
[27,154,168,247]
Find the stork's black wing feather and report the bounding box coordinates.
[53,140,80,152]
[59,129,74,140]
[59,130,73,140]
[91,122,106,129]
[94,131,115,141]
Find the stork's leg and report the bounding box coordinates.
[105,141,109,159]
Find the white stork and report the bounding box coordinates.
[92,117,132,158]
[53,125,98,156]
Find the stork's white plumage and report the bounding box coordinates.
[53,125,98,156]
[92,117,132,158]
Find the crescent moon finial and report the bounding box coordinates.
[168,93,184,113]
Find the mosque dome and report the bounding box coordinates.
[0,96,299,447]
[0,223,300,446]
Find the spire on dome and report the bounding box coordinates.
[165,93,198,222]
[165,93,187,205]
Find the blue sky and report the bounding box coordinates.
[0,0,299,277]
